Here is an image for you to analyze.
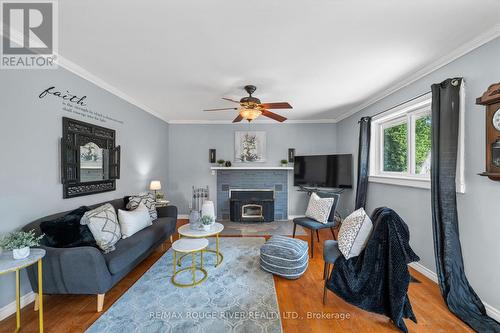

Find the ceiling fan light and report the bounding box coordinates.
[239,108,262,121]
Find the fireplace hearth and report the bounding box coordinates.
[230,189,274,222]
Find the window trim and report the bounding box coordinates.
[368,92,466,193]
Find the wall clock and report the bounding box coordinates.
[477,83,500,180]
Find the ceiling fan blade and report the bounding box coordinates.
[203,107,238,111]
[261,109,287,122]
[232,114,243,123]
[259,102,293,109]
[222,97,241,104]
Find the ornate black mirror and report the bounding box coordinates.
[61,117,120,198]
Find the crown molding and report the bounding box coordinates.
[167,118,338,125]
[3,23,499,125]
[332,23,500,123]
[1,27,169,124]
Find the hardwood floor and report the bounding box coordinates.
[0,220,472,333]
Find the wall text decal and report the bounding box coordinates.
[38,86,124,125]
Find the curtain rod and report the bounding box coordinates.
[359,90,431,123]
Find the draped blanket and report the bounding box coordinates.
[327,207,420,333]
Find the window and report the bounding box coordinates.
[369,93,465,192]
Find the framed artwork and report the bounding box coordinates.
[235,131,266,162]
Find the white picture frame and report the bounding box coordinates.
[235,131,266,162]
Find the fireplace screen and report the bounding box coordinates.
[242,204,263,219]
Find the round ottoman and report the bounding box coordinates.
[260,235,309,279]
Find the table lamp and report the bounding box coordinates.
[149,180,161,200]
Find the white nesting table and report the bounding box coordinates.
[0,248,45,333]
[171,238,208,287]
[177,223,224,267]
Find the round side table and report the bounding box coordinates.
[0,248,45,333]
[171,238,208,288]
[177,223,224,267]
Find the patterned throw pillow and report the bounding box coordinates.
[126,192,157,220]
[337,208,373,259]
[305,193,335,224]
[80,203,121,253]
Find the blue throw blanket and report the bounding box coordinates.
[326,207,420,333]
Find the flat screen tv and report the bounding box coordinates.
[293,154,353,188]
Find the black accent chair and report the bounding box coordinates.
[292,192,340,258]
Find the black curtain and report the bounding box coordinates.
[355,116,371,209]
[431,78,500,332]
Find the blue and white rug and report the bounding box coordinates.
[86,237,282,333]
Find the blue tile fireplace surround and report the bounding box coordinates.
[216,169,289,221]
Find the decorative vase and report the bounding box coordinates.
[201,201,215,221]
[189,210,201,230]
[13,247,30,260]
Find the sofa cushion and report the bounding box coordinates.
[40,206,97,248]
[260,235,308,279]
[104,216,174,275]
[126,193,158,220]
[81,203,121,253]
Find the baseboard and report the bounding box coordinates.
[409,262,500,322]
[0,291,36,321]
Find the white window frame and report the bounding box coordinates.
[369,92,465,193]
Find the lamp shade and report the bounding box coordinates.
[149,180,161,191]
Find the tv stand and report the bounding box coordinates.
[298,185,345,195]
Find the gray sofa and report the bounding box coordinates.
[22,197,177,311]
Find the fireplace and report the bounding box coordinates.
[229,189,274,222]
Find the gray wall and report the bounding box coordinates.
[0,68,169,308]
[336,37,500,310]
[167,123,338,216]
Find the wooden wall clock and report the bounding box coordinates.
[477,83,500,180]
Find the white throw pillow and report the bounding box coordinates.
[118,203,152,239]
[338,208,373,259]
[80,203,121,253]
[305,192,335,224]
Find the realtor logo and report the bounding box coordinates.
[1,1,58,69]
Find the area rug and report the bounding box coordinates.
[219,220,306,236]
[86,237,282,333]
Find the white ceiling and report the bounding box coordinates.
[58,0,500,123]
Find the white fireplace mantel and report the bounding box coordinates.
[210,166,293,170]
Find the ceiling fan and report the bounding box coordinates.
[203,85,293,122]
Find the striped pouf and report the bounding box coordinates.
[260,235,309,279]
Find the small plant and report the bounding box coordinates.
[217,159,225,166]
[0,230,44,250]
[200,215,214,225]
[280,159,288,166]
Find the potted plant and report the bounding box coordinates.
[0,230,44,260]
[280,159,288,167]
[217,159,225,167]
[200,215,214,231]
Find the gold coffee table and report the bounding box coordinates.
[177,223,224,267]
[171,238,208,287]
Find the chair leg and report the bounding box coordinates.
[310,229,314,258]
[323,262,327,280]
[316,229,320,242]
[292,223,297,238]
[323,282,328,304]
[330,227,336,240]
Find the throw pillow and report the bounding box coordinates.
[338,208,373,259]
[40,206,96,248]
[305,192,335,224]
[80,203,121,253]
[118,203,152,239]
[126,192,157,220]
